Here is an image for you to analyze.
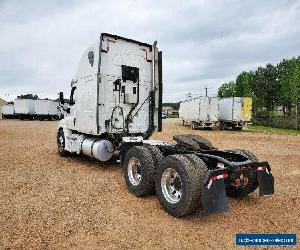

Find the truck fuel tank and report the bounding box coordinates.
[81,137,114,162]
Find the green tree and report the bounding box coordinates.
[235,71,254,97]
[17,94,39,100]
[278,58,300,116]
[217,81,236,98]
[264,64,279,112]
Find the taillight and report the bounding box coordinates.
[257,165,267,171]
[210,173,229,182]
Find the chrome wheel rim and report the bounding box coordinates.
[161,168,182,204]
[58,134,64,151]
[128,157,141,186]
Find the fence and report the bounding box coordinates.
[253,116,299,130]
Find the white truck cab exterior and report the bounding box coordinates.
[58,33,162,159]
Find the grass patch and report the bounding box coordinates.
[248,125,300,136]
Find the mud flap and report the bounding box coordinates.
[257,170,274,196]
[202,179,228,216]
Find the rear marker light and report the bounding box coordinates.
[257,165,270,174]
[207,173,229,189]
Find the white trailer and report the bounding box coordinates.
[2,104,14,119]
[219,97,252,130]
[179,96,219,129]
[14,99,35,119]
[56,33,274,218]
[35,100,58,120]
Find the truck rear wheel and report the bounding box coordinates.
[227,149,258,161]
[146,145,164,170]
[156,154,204,217]
[226,149,258,197]
[57,129,69,157]
[123,146,155,196]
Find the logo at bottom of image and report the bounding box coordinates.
[236,234,296,246]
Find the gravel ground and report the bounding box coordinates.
[0,119,299,249]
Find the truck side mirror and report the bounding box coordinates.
[59,92,64,105]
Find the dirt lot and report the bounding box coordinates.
[0,119,299,249]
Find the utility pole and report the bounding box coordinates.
[204,87,208,97]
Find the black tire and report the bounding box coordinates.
[227,149,258,161]
[145,146,164,170]
[189,134,213,149]
[173,134,213,150]
[191,122,195,130]
[220,122,229,130]
[220,122,224,130]
[156,154,205,217]
[226,149,258,197]
[182,154,209,211]
[123,146,155,197]
[57,129,69,157]
[233,127,243,131]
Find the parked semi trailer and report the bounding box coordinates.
[219,97,252,130]
[57,33,274,217]
[2,104,15,119]
[35,100,59,120]
[14,99,35,119]
[179,96,219,129]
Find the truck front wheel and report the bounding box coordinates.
[57,129,69,157]
[123,146,155,196]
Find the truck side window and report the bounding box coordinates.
[70,87,77,105]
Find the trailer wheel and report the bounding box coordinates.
[233,127,243,131]
[57,129,69,157]
[226,149,258,197]
[191,122,197,130]
[123,146,155,196]
[156,154,204,217]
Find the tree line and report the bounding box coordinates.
[218,56,300,118]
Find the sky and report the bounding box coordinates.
[0,0,300,102]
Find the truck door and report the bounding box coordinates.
[242,97,252,122]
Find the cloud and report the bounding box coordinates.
[0,0,299,102]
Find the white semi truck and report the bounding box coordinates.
[2,104,15,119]
[34,99,59,120]
[57,33,274,217]
[179,96,219,129]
